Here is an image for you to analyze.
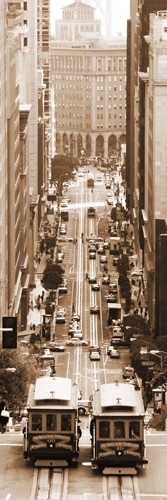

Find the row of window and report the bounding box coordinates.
[54,75,126,83]
[97,420,141,440]
[30,413,73,432]
[57,123,125,130]
[53,58,126,73]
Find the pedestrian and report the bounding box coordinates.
[32,324,36,331]
[30,300,33,310]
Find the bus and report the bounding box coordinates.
[87,177,94,188]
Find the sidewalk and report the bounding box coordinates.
[27,254,48,333]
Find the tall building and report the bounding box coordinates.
[37,0,51,185]
[51,1,127,159]
[0,2,8,324]
[142,11,167,334]
[128,0,167,332]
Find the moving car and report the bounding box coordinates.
[65,339,89,346]
[97,245,105,255]
[91,283,100,291]
[89,345,101,355]
[88,276,97,284]
[71,313,80,322]
[89,251,96,259]
[47,343,66,352]
[90,305,100,314]
[100,255,108,263]
[59,227,66,235]
[70,331,83,340]
[123,366,135,379]
[110,349,120,359]
[90,351,101,361]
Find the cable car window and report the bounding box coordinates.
[114,421,125,438]
[129,421,140,438]
[32,414,42,431]
[61,415,72,432]
[99,420,110,438]
[46,414,57,431]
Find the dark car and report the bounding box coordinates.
[92,283,100,291]
[89,251,96,259]
[46,343,66,352]
[71,314,80,322]
[88,276,97,284]
[101,276,110,285]
[106,294,117,303]
[113,256,119,266]
[90,305,100,314]
[55,316,66,323]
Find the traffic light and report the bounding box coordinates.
[2,316,17,349]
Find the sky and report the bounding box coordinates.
[51,0,130,36]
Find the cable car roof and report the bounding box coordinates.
[34,376,72,402]
[92,382,145,415]
[100,383,136,408]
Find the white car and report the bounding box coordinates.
[100,255,108,263]
[110,349,120,359]
[90,351,101,361]
[56,307,66,316]
[65,338,89,346]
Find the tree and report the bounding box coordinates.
[0,349,38,414]
[41,263,64,290]
[51,156,77,185]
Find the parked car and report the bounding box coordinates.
[106,197,113,205]
[47,343,66,352]
[60,201,68,208]
[101,276,110,285]
[55,316,66,324]
[106,294,117,303]
[56,307,66,316]
[58,285,68,294]
[90,351,101,361]
[56,253,64,263]
[113,256,119,266]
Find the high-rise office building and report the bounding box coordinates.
[128,1,167,332]
[51,1,127,159]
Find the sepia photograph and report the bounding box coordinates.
[0,1,167,499]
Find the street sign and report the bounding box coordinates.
[141,361,154,367]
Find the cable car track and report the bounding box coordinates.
[30,467,68,500]
[103,474,141,500]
